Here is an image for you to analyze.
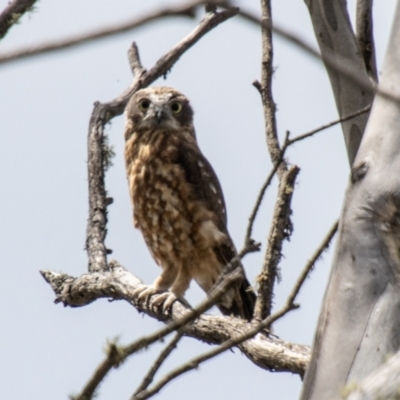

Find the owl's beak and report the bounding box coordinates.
[154,105,168,124]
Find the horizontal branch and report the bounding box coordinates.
[0,0,219,65]
[40,262,310,376]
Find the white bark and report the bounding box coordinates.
[305,0,373,165]
[301,2,400,399]
[344,350,400,400]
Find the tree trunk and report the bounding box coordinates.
[300,3,400,399]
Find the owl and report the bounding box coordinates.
[124,87,255,320]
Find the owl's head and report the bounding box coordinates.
[125,87,194,133]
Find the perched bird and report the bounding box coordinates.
[124,86,255,320]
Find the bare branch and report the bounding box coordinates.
[133,331,184,396]
[85,7,238,273]
[128,42,146,78]
[258,0,286,175]
[40,263,309,382]
[244,131,290,246]
[0,1,224,65]
[287,220,338,307]
[356,0,378,82]
[288,105,372,145]
[0,0,37,40]
[255,165,300,320]
[132,310,304,400]
[237,8,400,113]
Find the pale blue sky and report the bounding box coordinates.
[0,1,397,399]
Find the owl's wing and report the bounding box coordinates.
[175,141,228,233]
[175,141,256,321]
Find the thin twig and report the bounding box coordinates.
[131,309,284,400]
[258,0,285,173]
[236,8,400,109]
[133,331,184,396]
[0,1,220,65]
[287,220,338,306]
[356,0,378,82]
[288,105,372,145]
[0,0,37,40]
[244,131,290,246]
[244,103,353,249]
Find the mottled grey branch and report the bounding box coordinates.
[40,264,310,377]
[0,0,37,40]
[255,165,299,320]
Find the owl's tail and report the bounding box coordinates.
[218,276,256,321]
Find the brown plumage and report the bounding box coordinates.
[124,87,255,320]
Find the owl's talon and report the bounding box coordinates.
[133,285,161,306]
[152,292,179,313]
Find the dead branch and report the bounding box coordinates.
[258,0,286,175]
[85,7,238,272]
[133,331,184,396]
[356,0,378,82]
[244,157,284,246]
[288,220,338,306]
[0,0,37,40]
[255,165,299,320]
[0,1,226,65]
[40,263,310,379]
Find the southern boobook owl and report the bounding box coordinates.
[124,86,255,320]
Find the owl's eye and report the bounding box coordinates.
[139,99,151,112]
[170,101,183,114]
